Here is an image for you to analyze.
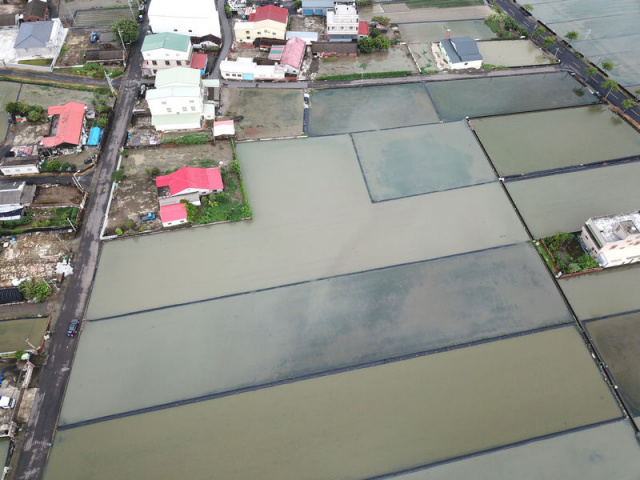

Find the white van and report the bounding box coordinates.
[0,396,15,409]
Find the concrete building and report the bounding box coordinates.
[141,32,193,76]
[13,18,65,61]
[21,0,49,22]
[0,156,39,176]
[580,211,640,267]
[439,36,483,70]
[326,2,358,42]
[301,0,334,15]
[233,5,288,43]
[0,181,36,221]
[220,57,285,81]
[148,0,221,39]
[146,67,216,131]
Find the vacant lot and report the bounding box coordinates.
[107,143,234,235]
[18,84,96,109]
[73,7,131,27]
[0,317,50,353]
[314,44,418,78]
[219,88,303,140]
[34,185,84,206]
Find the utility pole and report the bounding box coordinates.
[127,0,136,19]
[104,70,117,96]
[117,28,128,68]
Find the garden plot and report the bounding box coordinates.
[560,265,640,320]
[309,84,438,136]
[0,317,49,354]
[478,39,553,67]
[219,88,303,140]
[506,161,640,239]
[471,105,640,178]
[426,73,598,122]
[314,44,418,78]
[46,327,620,480]
[86,136,528,319]
[586,313,640,416]
[393,419,640,480]
[73,7,131,27]
[60,242,570,425]
[399,20,494,44]
[353,121,494,201]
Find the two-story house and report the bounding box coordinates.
[580,211,640,267]
[142,32,193,76]
[326,2,359,42]
[148,0,221,39]
[233,5,288,43]
[146,67,210,131]
[13,18,66,61]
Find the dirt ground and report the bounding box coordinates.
[106,142,234,235]
[313,44,418,77]
[56,27,119,67]
[5,122,50,147]
[219,88,303,140]
[289,15,326,38]
[0,233,73,288]
[33,185,84,206]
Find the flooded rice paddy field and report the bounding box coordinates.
[353,122,495,201]
[308,84,439,136]
[398,20,495,44]
[315,45,418,77]
[425,73,597,121]
[477,39,553,67]
[17,84,96,110]
[46,327,620,480]
[586,313,640,416]
[525,0,640,87]
[0,440,8,467]
[472,105,640,177]
[506,161,640,239]
[560,265,640,320]
[87,137,527,319]
[394,419,640,480]
[0,81,22,141]
[0,317,49,353]
[61,242,570,425]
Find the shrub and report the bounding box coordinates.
[115,227,123,235]
[111,169,125,182]
[125,220,133,230]
[145,167,161,177]
[18,280,36,300]
[97,116,108,128]
[35,281,51,302]
[230,159,241,175]
[42,159,61,172]
[27,109,43,123]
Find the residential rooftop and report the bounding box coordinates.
[589,211,640,243]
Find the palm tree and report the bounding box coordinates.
[601,79,619,99]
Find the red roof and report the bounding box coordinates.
[155,167,223,196]
[358,21,369,36]
[280,37,306,69]
[190,53,208,71]
[160,203,188,223]
[248,5,288,24]
[41,101,86,148]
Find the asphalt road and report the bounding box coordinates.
[13,15,147,480]
[210,0,232,78]
[495,0,640,124]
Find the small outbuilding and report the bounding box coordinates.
[439,36,483,70]
[156,166,223,206]
[159,203,188,227]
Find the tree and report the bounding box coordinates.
[601,60,614,72]
[371,15,390,26]
[27,109,43,123]
[5,101,29,118]
[533,27,545,37]
[523,4,533,10]
[373,35,390,51]
[601,78,619,99]
[584,66,598,77]
[294,0,302,9]
[565,31,578,41]
[542,36,556,48]
[622,99,637,111]
[369,28,381,38]
[111,168,126,182]
[636,88,640,99]
[358,36,374,54]
[224,4,232,17]
[34,281,51,302]
[112,18,139,44]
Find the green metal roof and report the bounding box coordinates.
[142,32,191,53]
[155,67,201,87]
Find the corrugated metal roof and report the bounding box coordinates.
[249,5,287,24]
[41,101,86,148]
[155,67,201,87]
[146,86,201,99]
[280,36,306,69]
[142,32,191,53]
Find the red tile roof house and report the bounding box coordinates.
[155,167,223,207]
[279,36,306,75]
[358,21,369,39]
[40,101,87,152]
[159,203,188,227]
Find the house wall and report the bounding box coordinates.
[14,18,65,59]
[148,95,203,116]
[162,217,188,227]
[580,221,640,267]
[0,165,39,176]
[149,14,220,38]
[142,46,193,76]
[151,116,203,131]
[233,19,286,42]
[220,60,285,80]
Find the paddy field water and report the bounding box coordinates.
[477,39,553,67]
[86,137,527,319]
[0,81,22,141]
[505,161,640,238]
[353,121,495,201]
[308,84,439,136]
[60,242,571,425]
[399,20,494,44]
[0,440,8,467]
[425,73,598,121]
[586,313,640,416]
[0,317,49,353]
[45,327,620,480]
[472,105,640,177]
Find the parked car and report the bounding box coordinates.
[67,318,80,337]
[140,212,156,222]
[0,396,15,409]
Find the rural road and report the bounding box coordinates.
[13,14,147,480]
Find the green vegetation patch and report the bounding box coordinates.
[484,12,528,39]
[406,0,483,8]
[18,58,53,66]
[537,232,599,275]
[62,63,123,79]
[161,134,210,146]
[316,70,413,81]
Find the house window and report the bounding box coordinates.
[257,32,261,35]
[246,31,250,34]
[161,101,167,105]
[189,29,192,32]
[191,106,196,111]
[177,61,182,65]
[182,107,187,112]
[167,108,172,113]
[165,61,170,65]
[152,60,157,65]
[189,99,195,103]
[173,29,178,32]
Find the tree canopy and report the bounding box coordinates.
[584,66,598,77]
[542,36,556,48]
[601,78,619,98]
[112,18,139,44]
[371,15,390,26]
[601,60,614,71]
[621,99,637,111]
[565,31,578,41]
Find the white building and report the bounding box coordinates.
[326,2,358,42]
[0,181,36,221]
[439,36,483,70]
[233,5,288,43]
[13,18,66,61]
[220,57,285,81]
[0,156,39,176]
[580,211,640,268]
[141,32,193,76]
[148,0,221,39]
